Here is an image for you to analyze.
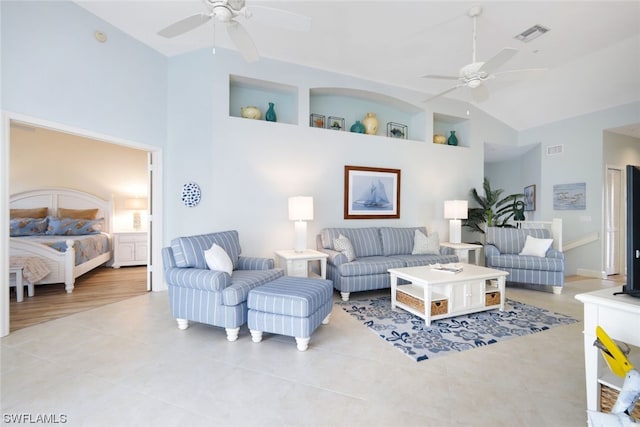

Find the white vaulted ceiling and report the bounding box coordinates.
[75,1,640,135]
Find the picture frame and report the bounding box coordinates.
[386,122,407,139]
[310,114,325,128]
[524,184,536,211]
[553,182,586,210]
[344,165,401,219]
[328,116,345,131]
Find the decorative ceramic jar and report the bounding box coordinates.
[433,134,447,144]
[362,112,379,135]
[241,106,261,120]
[447,130,458,146]
[350,120,365,133]
[265,102,277,122]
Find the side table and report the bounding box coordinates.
[274,249,328,279]
[439,242,483,265]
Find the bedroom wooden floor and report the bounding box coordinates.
[9,266,148,332]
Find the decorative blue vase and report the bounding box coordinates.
[350,120,365,133]
[447,130,458,146]
[265,102,277,122]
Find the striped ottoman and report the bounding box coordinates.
[247,276,333,351]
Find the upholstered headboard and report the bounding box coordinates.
[10,188,113,234]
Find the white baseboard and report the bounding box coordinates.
[576,268,607,279]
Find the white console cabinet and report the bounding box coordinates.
[112,231,147,268]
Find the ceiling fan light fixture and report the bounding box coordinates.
[467,79,482,89]
[515,25,550,43]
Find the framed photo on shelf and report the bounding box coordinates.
[310,114,325,128]
[328,116,345,131]
[344,165,401,219]
[524,184,536,211]
[386,122,407,139]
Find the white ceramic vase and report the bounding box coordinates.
[362,112,379,135]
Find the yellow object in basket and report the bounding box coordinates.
[595,326,634,378]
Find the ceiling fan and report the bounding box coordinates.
[423,5,546,102]
[157,0,311,62]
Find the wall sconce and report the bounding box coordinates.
[444,200,468,244]
[288,196,314,253]
[125,197,148,231]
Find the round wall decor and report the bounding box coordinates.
[181,182,201,207]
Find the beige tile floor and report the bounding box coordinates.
[0,277,624,427]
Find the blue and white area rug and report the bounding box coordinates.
[337,296,577,362]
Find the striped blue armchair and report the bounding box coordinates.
[162,230,283,341]
[484,226,565,294]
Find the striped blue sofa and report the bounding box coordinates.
[316,227,458,301]
[484,226,565,294]
[162,230,284,341]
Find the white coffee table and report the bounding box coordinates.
[388,264,508,326]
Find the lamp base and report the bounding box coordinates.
[294,221,307,253]
[449,219,462,244]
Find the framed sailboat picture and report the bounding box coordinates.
[344,165,401,219]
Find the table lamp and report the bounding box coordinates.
[288,196,313,252]
[444,200,468,244]
[125,197,147,230]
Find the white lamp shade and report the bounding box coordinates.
[444,200,468,220]
[288,196,314,221]
[125,198,147,211]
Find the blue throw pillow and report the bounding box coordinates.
[46,217,103,235]
[10,217,48,236]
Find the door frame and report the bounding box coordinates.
[603,164,625,276]
[1,111,165,337]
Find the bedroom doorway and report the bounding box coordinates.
[2,112,164,336]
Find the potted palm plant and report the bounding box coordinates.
[464,178,524,234]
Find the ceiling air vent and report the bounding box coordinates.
[515,25,550,43]
[546,144,564,156]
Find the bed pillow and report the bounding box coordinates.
[519,235,553,257]
[204,243,233,275]
[412,230,440,255]
[46,217,103,235]
[10,217,49,236]
[10,207,48,219]
[58,208,99,220]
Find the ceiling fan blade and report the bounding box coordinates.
[158,13,211,38]
[249,6,311,32]
[493,68,548,80]
[226,21,259,63]
[423,84,466,103]
[471,84,489,102]
[478,48,518,74]
[422,74,460,81]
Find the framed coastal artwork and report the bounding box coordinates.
[524,184,536,211]
[553,182,586,210]
[344,165,401,219]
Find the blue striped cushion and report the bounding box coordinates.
[171,230,241,270]
[379,227,428,256]
[486,254,564,272]
[337,256,405,276]
[248,276,333,317]
[486,227,552,254]
[222,269,285,306]
[319,228,383,257]
[248,300,332,338]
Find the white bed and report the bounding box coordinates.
[10,188,113,293]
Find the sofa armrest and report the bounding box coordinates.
[484,244,500,257]
[237,256,274,270]
[546,249,565,260]
[317,247,348,266]
[164,267,231,292]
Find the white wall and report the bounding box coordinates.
[164,48,519,257]
[10,126,148,231]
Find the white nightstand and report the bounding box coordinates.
[274,249,328,279]
[439,242,483,265]
[112,231,148,268]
